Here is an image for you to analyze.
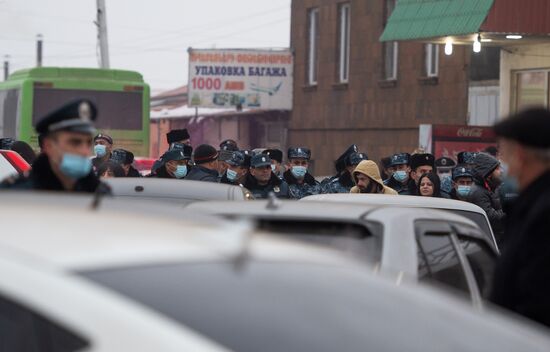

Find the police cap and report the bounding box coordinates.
[0,137,15,150]
[241,150,253,168]
[161,150,187,163]
[288,147,311,160]
[346,152,368,166]
[36,99,97,135]
[494,108,550,148]
[262,149,283,163]
[335,144,359,173]
[94,133,113,145]
[410,153,435,170]
[110,149,134,165]
[452,165,474,181]
[226,151,246,167]
[251,154,272,168]
[169,142,193,159]
[389,153,410,167]
[435,157,456,169]
[219,139,239,151]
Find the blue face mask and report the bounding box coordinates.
[291,166,307,179]
[94,144,107,158]
[393,170,408,183]
[59,153,92,180]
[226,168,238,181]
[174,165,187,179]
[457,185,471,198]
[271,164,277,173]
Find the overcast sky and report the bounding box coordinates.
[0,0,291,92]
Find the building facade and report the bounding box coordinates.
[289,0,471,175]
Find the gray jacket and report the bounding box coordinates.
[185,165,219,183]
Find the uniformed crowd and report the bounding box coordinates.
[1,99,550,329]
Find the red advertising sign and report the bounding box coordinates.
[431,125,497,161]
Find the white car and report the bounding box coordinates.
[187,199,498,307]
[303,193,498,249]
[1,193,550,352]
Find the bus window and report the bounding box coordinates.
[32,88,143,130]
[0,89,20,138]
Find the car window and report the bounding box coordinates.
[446,209,494,242]
[0,294,88,352]
[416,232,470,297]
[458,236,497,299]
[254,219,382,264]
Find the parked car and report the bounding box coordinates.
[0,149,31,181]
[303,193,498,250]
[103,178,254,205]
[187,199,498,306]
[1,193,549,352]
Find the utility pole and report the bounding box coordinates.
[36,34,43,67]
[3,55,9,81]
[96,0,110,68]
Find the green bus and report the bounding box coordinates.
[0,67,150,156]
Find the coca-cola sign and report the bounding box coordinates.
[457,127,483,138]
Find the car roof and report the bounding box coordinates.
[302,193,486,213]
[186,200,480,228]
[0,192,359,272]
[104,177,251,202]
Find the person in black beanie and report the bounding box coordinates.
[185,144,219,182]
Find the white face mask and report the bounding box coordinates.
[271,164,277,173]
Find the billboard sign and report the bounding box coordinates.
[188,48,293,110]
[420,124,497,160]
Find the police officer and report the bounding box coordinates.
[166,128,191,146]
[149,145,192,179]
[220,151,248,185]
[384,153,411,194]
[0,99,108,193]
[244,154,290,199]
[186,144,220,182]
[435,157,456,196]
[92,133,113,170]
[449,165,474,201]
[490,107,550,328]
[283,147,321,199]
[110,148,141,177]
[218,140,239,178]
[263,149,285,178]
[457,151,477,165]
[321,145,362,194]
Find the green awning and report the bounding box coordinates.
[380,0,494,42]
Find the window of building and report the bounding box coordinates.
[338,3,351,83]
[425,44,439,77]
[307,8,320,85]
[514,70,548,112]
[383,0,398,80]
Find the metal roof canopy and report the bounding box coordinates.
[380,0,550,45]
[380,0,495,42]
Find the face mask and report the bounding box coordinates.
[291,166,307,179]
[59,153,92,179]
[174,165,187,179]
[94,144,107,157]
[393,170,408,183]
[271,164,277,173]
[457,185,471,198]
[226,168,238,181]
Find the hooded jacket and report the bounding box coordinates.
[350,160,398,195]
[468,152,505,243]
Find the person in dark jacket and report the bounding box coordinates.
[263,148,285,178]
[283,147,321,199]
[449,165,474,201]
[407,153,436,195]
[91,133,113,170]
[185,144,220,182]
[220,151,248,186]
[321,145,365,194]
[384,153,412,194]
[490,107,550,328]
[244,154,290,199]
[0,99,109,194]
[110,149,141,177]
[467,152,505,243]
[148,146,192,179]
[97,161,125,178]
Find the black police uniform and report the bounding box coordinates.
[0,99,109,194]
[147,149,191,179]
[111,149,141,178]
[320,145,359,194]
[283,147,320,199]
[384,153,411,195]
[91,133,113,171]
[243,155,290,199]
[490,108,550,328]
